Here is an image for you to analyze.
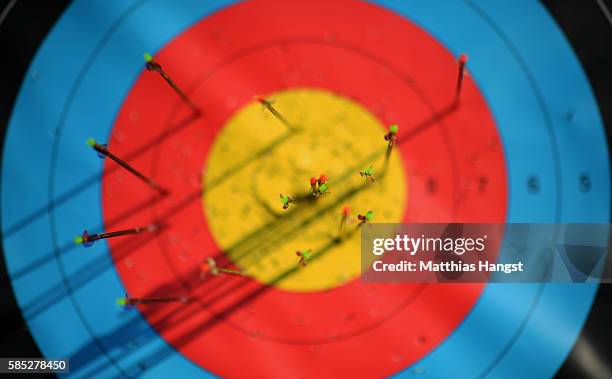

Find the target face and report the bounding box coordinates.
[1,0,609,378]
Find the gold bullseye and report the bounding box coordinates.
[203,88,407,292]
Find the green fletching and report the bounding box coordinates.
[116,298,127,306]
[86,138,96,147]
[390,124,399,134]
[365,166,374,175]
[365,210,374,221]
[280,195,289,204]
[302,250,312,260]
[73,236,83,245]
[319,184,328,192]
[143,52,153,62]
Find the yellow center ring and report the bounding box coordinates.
[203,88,407,292]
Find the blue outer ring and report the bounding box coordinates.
[1,1,609,378]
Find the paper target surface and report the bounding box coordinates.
[1,0,609,378]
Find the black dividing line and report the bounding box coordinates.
[46,1,149,378]
[0,0,70,364]
[542,1,612,378]
[461,1,563,378]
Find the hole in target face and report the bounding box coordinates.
[103,0,508,377]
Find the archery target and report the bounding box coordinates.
[1,0,609,378]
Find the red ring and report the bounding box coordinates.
[103,0,507,377]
